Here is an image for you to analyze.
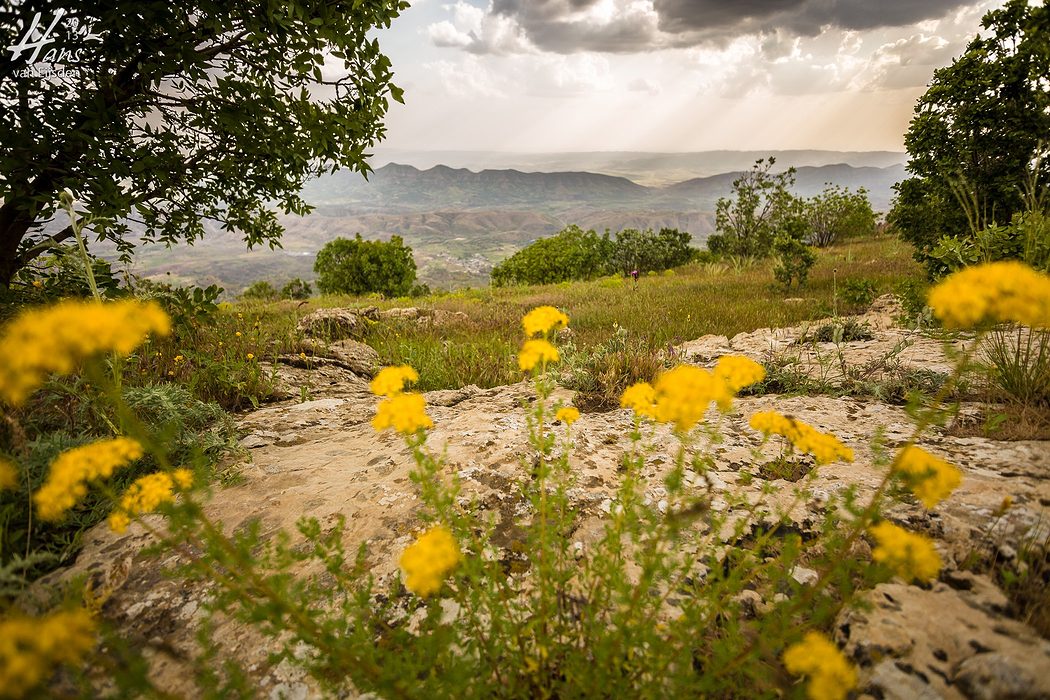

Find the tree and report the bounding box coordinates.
[0,1,409,286]
[314,234,416,297]
[707,158,798,258]
[805,185,877,247]
[491,225,613,287]
[610,227,693,276]
[772,215,817,289]
[241,280,278,301]
[889,0,1050,273]
[281,278,312,300]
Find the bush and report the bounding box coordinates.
[280,278,312,300]
[562,325,666,410]
[840,279,877,311]
[806,185,877,247]
[609,227,693,276]
[491,225,613,286]
[315,234,417,297]
[772,218,816,289]
[241,280,278,301]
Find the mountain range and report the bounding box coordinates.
[303,161,906,213]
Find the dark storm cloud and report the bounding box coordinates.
[468,0,978,54]
[654,0,975,36]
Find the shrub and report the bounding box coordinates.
[840,279,877,311]
[609,227,693,276]
[491,225,614,286]
[562,325,666,410]
[315,234,417,297]
[241,280,278,301]
[280,278,312,300]
[805,185,877,247]
[772,217,816,289]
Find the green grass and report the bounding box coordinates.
[343,236,924,391]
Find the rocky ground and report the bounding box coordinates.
[39,300,1050,699]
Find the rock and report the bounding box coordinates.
[839,581,1050,699]
[381,307,420,320]
[298,338,380,377]
[296,308,366,340]
[357,306,381,321]
[790,566,819,586]
[425,385,482,407]
[732,590,766,618]
[955,652,1050,700]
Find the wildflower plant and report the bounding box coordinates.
[6,262,1046,697]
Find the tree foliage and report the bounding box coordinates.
[281,278,313,300]
[241,280,278,301]
[490,225,695,287]
[609,228,693,276]
[707,158,799,258]
[805,185,876,247]
[314,234,416,297]
[491,226,614,287]
[888,0,1050,274]
[0,0,409,286]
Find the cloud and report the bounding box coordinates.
[427,0,979,55]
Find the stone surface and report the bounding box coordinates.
[295,338,380,377]
[839,581,1050,699]
[296,308,367,340]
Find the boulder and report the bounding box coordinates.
[297,338,380,377]
[296,308,365,340]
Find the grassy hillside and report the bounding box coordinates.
[301,235,922,392]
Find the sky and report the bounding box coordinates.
[365,0,1007,153]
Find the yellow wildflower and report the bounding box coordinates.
[246,353,255,360]
[653,365,732,432]
[174,355,184,363]
[621,382,658,419]
[555,406,580,426]
[518,339,559,372]
[398,525,461,597]
[34,438,144,521]
[32,280,43,289]
[893,446,962,509]
[372,393,434,435]
[522,306,569,337]
[235,331,242,337]
[927,261,1050,329]
[782,632,858,700]
[0,608,97,698]
[0,457,17,491]
[714,355,766,392]
[370,365,420,397]
[749,411,853,464]
[869,521,942,583]
[0,299,170,406]
[108,469,193,534]
[299,352,308,360]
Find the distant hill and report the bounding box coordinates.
[366,149,908,186]
[303,162,906,213]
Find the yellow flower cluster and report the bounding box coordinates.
[0,457,17,491]
[619,357,765,430]
[713,355,766,392]
[0,299,171,406]
[927,261,1050,329]
[371,365,433,435]
[869,521,942,583]
[748,411,854,464]
[372,392,434,435]
[108,469,194,533]
[34,438,144,521]
[398,525,461,597]
[555,406,580,426]
[522,305,569,337]
[893,446,962,509]
[0,608,96,698]
[782,632,858,700]
[652,365,733,432]
[370,365,419,396]
[518,339,559,372]
[620,382,658,418]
